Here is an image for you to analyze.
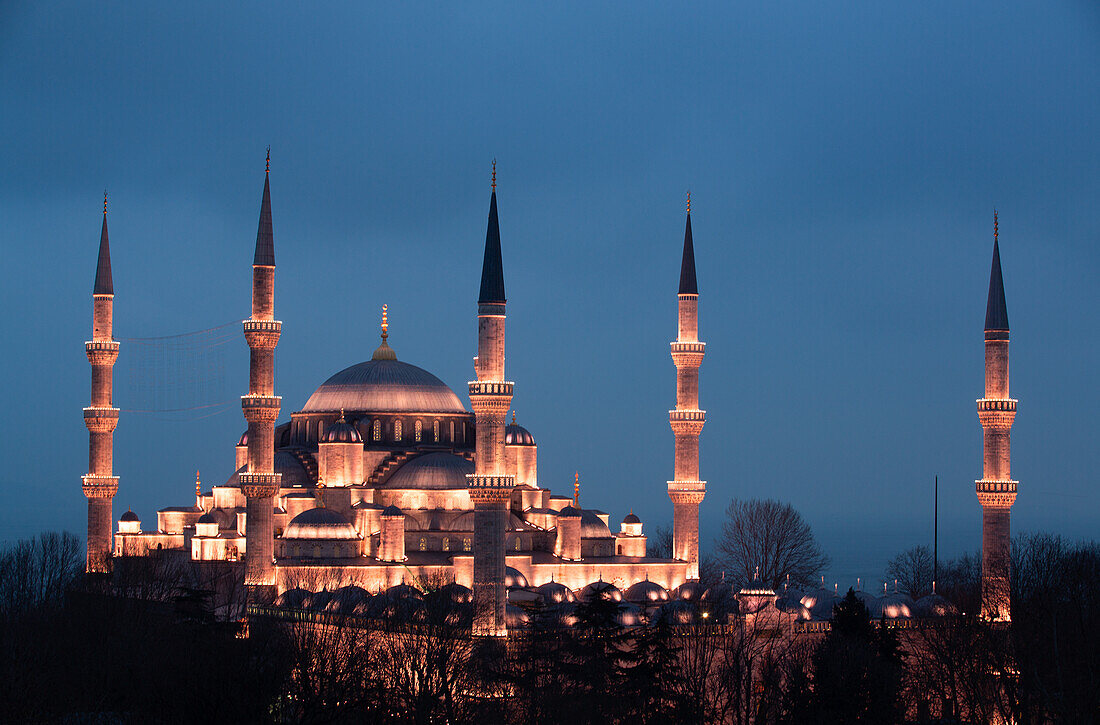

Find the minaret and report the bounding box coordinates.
[976,211,1016,623]
[241,151,282,588]
[668,194,706,580]
[466,161,514,637]
[83,194,121,573]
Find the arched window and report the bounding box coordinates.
[433,420,440,442]
[419,537,426,551]
[394,419,403,441]
[317,420,324,441]
[515,537,521,551]
[414,420,422,442]
[442,537,450,551]
[449,421,455,443]
[312,544,321,559]
[617,545,623,555]
[372,419,381,442]
[463,538,471,551]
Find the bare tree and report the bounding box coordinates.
[716,499,829,591]
[649,524,673,559]
[885,545,934,598]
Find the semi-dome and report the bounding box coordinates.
[322,416,362,443]
[301,359,466,414]
[504,422,535,446]
[385,453,474,490]
[580,510,612,538]
[283,507,359,540]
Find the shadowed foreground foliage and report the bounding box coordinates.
[0,531,1097,723]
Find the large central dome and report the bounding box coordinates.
[301,359,467,414]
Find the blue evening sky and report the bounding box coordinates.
[1,1,1098,586]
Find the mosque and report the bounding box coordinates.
[82,157,1016,633]
[84,158,707,635]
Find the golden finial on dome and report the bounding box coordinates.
[381,304,388,342]
[574,471,580,506]
[195,470,201,496]
[686,190,691,215]
[103,190,108,216]
[339,407,346,422]
[512,410,516,425]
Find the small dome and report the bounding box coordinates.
[119,510,140,522]
[275,587,311,609]
[283,507,359,540]
[622,512,641,525]
[913,592,957,618]
[505,603,531,628]
[324,586,370,614]
[237,431,248,447]
[579,580,622,603]
[505,567,529,589]
[536,580,575,604]
[385,453,473,490]
[675,580,707,601]
[504,422,535,446]
[871,593,912,619]
[197,512,218,524]
[384,583,424,600]
[654,599,698,625]
[322,417,362,443]
[775,595,811,620]
[227,450,314,488]
[616,602,642,626]
[558,505,581,519]
[624,579,669,604]
[432,582,472,605]
[382,504,403,517]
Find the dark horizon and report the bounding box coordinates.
[2,2,1099,589]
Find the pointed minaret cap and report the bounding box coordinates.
[678,192,698,295]
[94,192,114,295]
[984,210,1009,333]
[253,148,275,266]
[478,160,506,304]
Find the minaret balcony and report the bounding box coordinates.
[82,474,119,499]
[467,474,515,502]
[243,319,282,348]
[241,394,282,422]
[977,399,1016,429]
[240,472,282,498]
[85,340,120,365]
[667,480,706,503]
[468,381,514,397]
[670,342,706,368]
[975,479,1017,507]
[670,341,706,354]
[83,406,120,433]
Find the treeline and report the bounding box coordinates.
[0,531,1097,723]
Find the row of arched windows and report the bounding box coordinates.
[294,416,471,446]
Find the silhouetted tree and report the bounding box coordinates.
[717,499,829,591]
[884,544,934,599]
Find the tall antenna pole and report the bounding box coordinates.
[933,474,939,589]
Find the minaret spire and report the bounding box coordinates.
[94,192,114,295]
[985,210,1009,332]
[678,194,698,295]
[478,163,506,305]
[253,149,275,266]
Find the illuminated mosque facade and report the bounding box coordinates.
[82,158,1016,631]
[86,159,706,635]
